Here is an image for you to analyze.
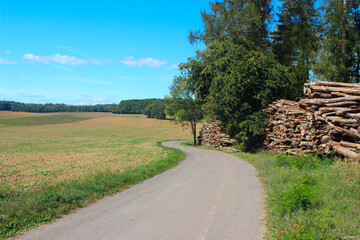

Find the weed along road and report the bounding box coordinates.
[17,141,265,240]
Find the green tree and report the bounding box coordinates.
[145,102,166,119]
[272,0,319,96]
[183,38,291,150]
[165,76,203,145]
[189,0,272,50]
[316,0,360,82]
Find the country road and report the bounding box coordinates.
[17,141,265,240]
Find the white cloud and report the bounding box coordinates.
[16,92,48,103]
[0,59,16,64]
[119,56,177,69]
[169,63,179,69]
[23,53,102,66]
[75,95,110,105]
[5,51,11,55]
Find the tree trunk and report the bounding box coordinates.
[341,0,348,82]
[356,51,360,83]
[192,122,197,145]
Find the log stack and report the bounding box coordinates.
[265,81,360,162]
[198,121,238,152]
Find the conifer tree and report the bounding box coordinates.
[272,0,319,95]
[317,0,360,82]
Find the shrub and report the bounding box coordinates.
[277,184,318,216]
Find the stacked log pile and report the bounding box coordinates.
[198,121,238,152]
[265,81,360,162]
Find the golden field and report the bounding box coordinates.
[0,112,191,189]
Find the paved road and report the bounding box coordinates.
[17,141,265,240]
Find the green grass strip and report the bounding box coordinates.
[0,141,186,239]
[235,151,360,239]
[0,115,91,126]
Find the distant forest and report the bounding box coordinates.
[0,99,167,119]
[112,99,166,119]
[0,101,115,113]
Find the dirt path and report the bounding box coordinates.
[17,141,265,240]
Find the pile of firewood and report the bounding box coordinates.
[198,121,238,152]
[265,81,360,162]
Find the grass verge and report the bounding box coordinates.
[0,141,185,239]
[236,152,360,239]
[182,142,360,239]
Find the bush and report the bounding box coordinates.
[277,184,319,216]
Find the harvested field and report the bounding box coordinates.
[0,112,191,189]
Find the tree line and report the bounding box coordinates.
[0,101,116,113]
[112,99,166,119]
[166,0,360,149]
[1,99,167,119]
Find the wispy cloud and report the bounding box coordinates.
[0,59,17,64]
[49,76,109,85]
[16,92,48,103]
[119,56,177,69]
[23,53,102,66]
[5,51,11,55]
[75,95,111,105]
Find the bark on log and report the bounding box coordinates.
[317,80,360,89]
[333,145,360,161]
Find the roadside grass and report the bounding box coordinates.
[236,152,360,239]
[182,142,360,239]
[0,141,186,239]
[0,114,91,126]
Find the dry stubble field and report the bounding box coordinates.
[0,111,192,190]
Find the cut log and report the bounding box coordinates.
[324,101,359,107]
[316,80,360,89]
[333,145,360,161]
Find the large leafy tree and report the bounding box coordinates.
[183,38,291,150]
[168,0,295,150]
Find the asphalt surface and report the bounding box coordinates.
[17,141,265,240]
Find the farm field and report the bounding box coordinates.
[0,111,191,190]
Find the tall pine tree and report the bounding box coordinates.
[317,0,360,82]
[272,0,319,96]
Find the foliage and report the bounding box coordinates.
[179,37,292,150]
[0,101,115,113]
[0,141,186,238]
[272,0,320,94]
[315,0,360,83]
[188,0,272,49]
[112,99,166,118]
[145,101,166,119]
[165,75,203,145]
[277,184,318,215]
[180,0,359,153]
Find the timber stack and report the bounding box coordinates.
[198,121,238,152]
[265,81,360,162]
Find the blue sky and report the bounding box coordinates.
[0,0,283,105]
[0,0,211,105]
